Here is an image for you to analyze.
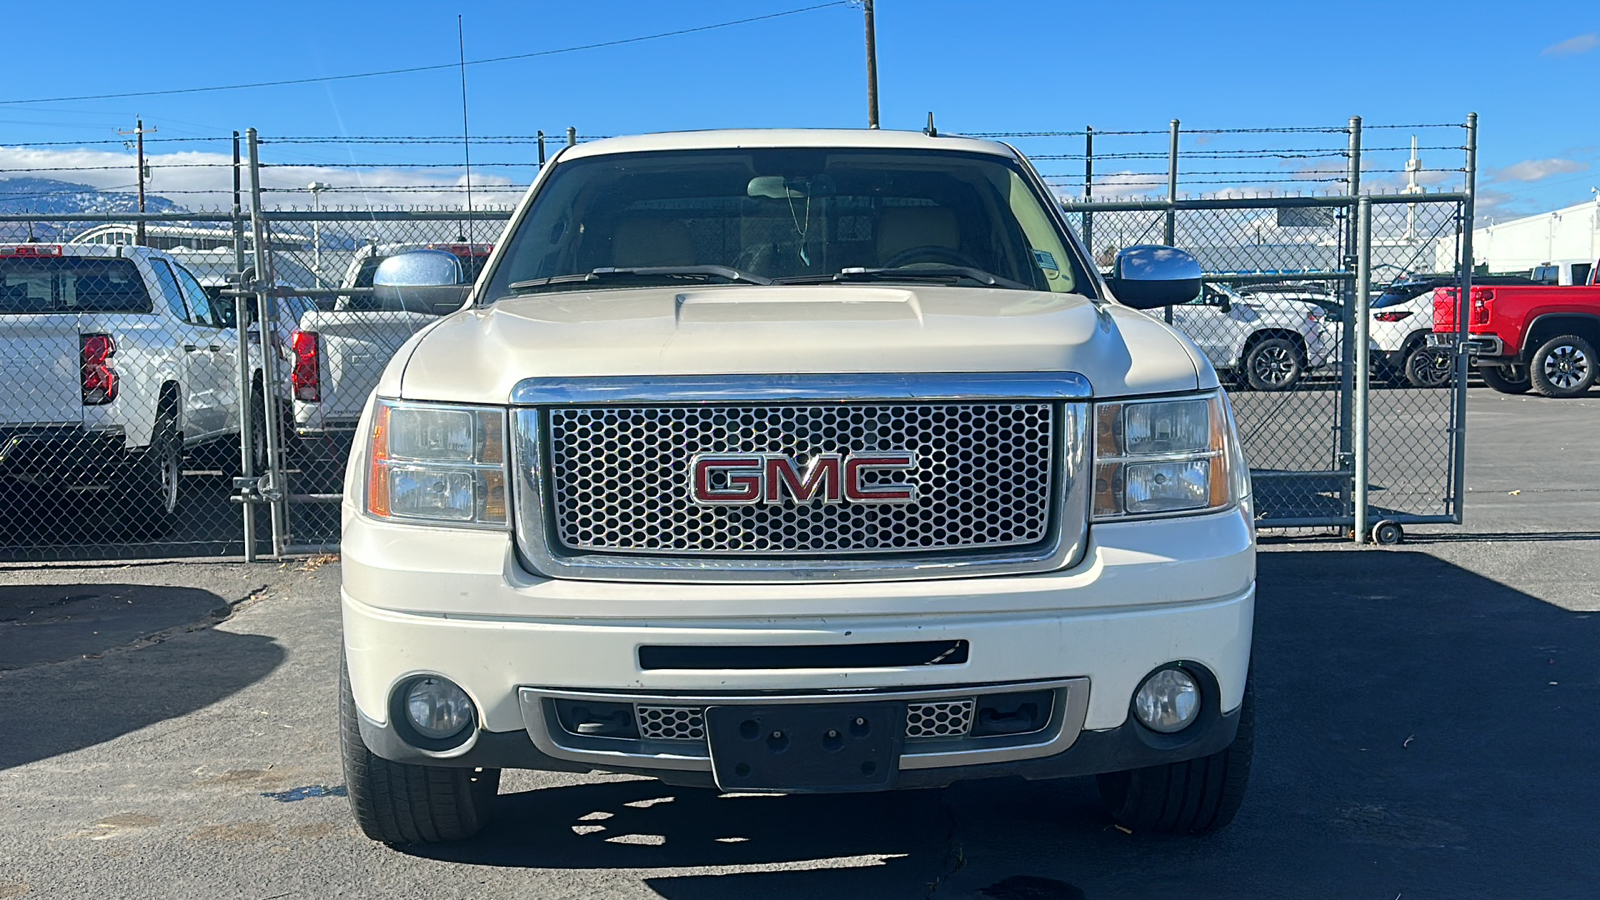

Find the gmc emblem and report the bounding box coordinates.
[689,452,918,506]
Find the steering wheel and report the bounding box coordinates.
[882,245,983,270]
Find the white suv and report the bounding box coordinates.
[336,130,1256,843]
[1167,282,1335,390]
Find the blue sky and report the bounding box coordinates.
[2,0,1596,220]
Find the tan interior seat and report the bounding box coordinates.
[611,218,695,268]
[876,206,961,264]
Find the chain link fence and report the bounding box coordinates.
[0,119,1479,559]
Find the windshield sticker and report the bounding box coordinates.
[1032,249,1059,272]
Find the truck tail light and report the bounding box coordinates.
[1470,290,1494,328]
[80,333,117,405]
[1374,311,1413,322]
[1,244,62,257]
[290,330,320,402]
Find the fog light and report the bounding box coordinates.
[1133,667,1200,733]
[404,676,475,741]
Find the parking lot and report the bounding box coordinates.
[1,386,1595,899]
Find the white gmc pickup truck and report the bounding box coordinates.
[338,130,1257,844]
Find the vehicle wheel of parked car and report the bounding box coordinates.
[122,413,181,532]
[1097,681,1253,835]
[1529,334,1597,398]
[1242,337,1303,391]
[1402,343,1453,389]
[1479,364,1531,395]
[340,656,499,844]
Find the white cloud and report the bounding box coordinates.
[1493,158,1588,183]
[0,145,524,211]
[1542,33,1598,57]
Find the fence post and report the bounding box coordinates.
[537,130,546,165]
[566,127,577,148]
[1339,116,1362,517]
[1353,197,1373,543]
[1451,112,1477,523]
[1082,126,1094,261]
[246,129,288,557]
[232,132,256,561]
[1164,119,1179,323]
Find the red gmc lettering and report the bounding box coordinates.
[764,455,843,504]
[843,452,918,503]
[689,452,917,506]
[690,456,763,505]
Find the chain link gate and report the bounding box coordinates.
[1060,193,1472,536]
[247,201,515,552]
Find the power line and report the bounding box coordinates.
[0,2,851,106]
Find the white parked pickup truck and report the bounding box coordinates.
[1167,282,1335,391]
[289,243,488,438]
[338,130,1257,844]
[0,243,263,528]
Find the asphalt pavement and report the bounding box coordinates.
[1,388,1596,899]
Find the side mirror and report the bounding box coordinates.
[1108,245,1203,310]
[1216,292,1232,314]
[372,249,472,315]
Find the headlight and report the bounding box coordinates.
[1092,392,1247,520]
[365,400,508,527]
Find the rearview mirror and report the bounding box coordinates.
[372,249,472,315]
[1108,245,1203,310]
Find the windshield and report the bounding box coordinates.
[483,147,1090,299]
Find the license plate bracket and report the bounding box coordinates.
[706,702,903,793]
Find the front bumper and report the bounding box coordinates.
[341,504,1256,786]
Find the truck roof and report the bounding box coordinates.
[560,128,1019,161]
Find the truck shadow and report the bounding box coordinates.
[401,550,1600,899]
[0,583,284,770]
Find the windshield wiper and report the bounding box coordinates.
[509,265,772,291]
[773,265,1034,291]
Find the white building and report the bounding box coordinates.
[1470,197,1600,282]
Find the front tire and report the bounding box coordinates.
[1097,682,1253,835]
[1529,335,1597,398]
[1479,364,1531,395]
[340,656,499,844]
[1242,337,1304,391]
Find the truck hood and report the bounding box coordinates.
[395,284,1211,403]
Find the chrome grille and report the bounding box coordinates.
[543,403,1055,555]
[635,706,706,741]
[905,700,976,739]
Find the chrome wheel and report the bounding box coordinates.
[1244,337,1303,391]
[1541,344,1590,391]
[156,430,181,515]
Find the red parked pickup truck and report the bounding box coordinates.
[1432,260,1600,397]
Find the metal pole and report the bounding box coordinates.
[1451,112,1477,524]
[246,129,288,556]
[566,127,576,148]
[864,0,880,129]
[537,130,546,165]
[1082,126,1094,263]
[1354,196,1373,544]
[1164,118,1178,323]
[232,132,256,562]
[1338,116,1362,512]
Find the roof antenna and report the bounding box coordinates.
[923,112,938,137]
[458,15,474,247]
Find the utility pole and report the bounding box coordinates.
[119,118,156,246]
[863,0,880,128]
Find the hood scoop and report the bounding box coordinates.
[674,286,922,324]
